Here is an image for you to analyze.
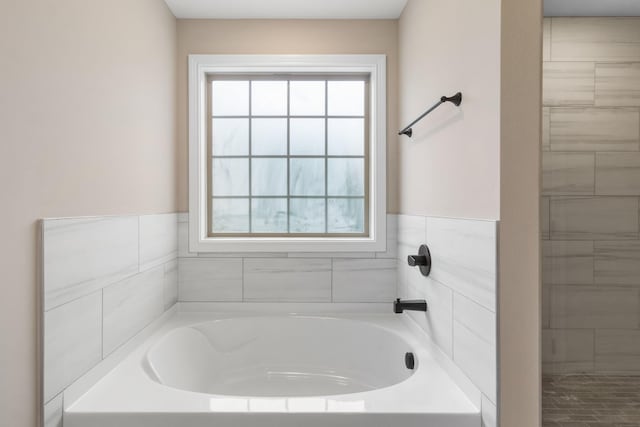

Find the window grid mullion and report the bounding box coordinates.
[286,80,291,234]
[248,81,252,233]
[324,80,329,234]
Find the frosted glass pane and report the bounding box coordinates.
[290,81,325,116]
[327,119,364,156]
[211,81,249,116]
[328,199,364,233]
[251,158,287,196]
[290,199,325,233]
[252,81,287,116]
[212,159,249,196]
[212,199,249,233]
[327,158,364,196]
[212,118,249,156]
[252,119,287,155]
[290,118,325,155]
[251,199,288,233]
[328,81,365,116]
[290,158,325,196]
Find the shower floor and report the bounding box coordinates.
[543,375,640,426]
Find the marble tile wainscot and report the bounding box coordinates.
[176,213,399,304]
[41,213,178,427]
[397,214,498,427]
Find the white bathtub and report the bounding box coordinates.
[65,310,480,427]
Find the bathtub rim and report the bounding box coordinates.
[62,303,482,422]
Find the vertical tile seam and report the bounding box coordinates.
[241,257,245,302]
[637,280,640,329]
[549,17,553,62]
[635,107,640,150]
[593,150,598,196]
[137,215,141,273]
[545,196,551,241]
[38,220,44,427]
[176,214,180,265]
[161,261,166,310]
[177,256,182,303]
[637,196,640,238]
[100,288,104,361]
[591,151,596,196]
[637,107,640,149]
[592,327,597,366]
[451,288,456,362]
[591,239,596,288]
[592,60,597,107]
[330,257,334,302]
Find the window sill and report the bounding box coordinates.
[188,235,387,253]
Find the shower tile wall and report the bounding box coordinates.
[542,17,640,375]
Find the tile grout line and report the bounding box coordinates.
[592,150,596,197]
[330,257,334,303]
[450,290,455,361]
[101,288,104,360]
[549,17,552,61]
[592,327,596,369]
[591,239,596,291]
[592,60,597,106]
[45,287,110,314]
[137,215,141,273]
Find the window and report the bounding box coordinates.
[208,75,368,236]
[189,55,386,252]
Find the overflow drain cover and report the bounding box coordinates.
[405,352,415,370]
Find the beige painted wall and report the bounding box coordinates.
[176,19,399,212]
[399,0,542,426]
[398,0,501,220]
[0,1,177,426]
[499,0,542,425]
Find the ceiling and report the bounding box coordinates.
[545,0,640,16]
[164,0,640,20]
[164,0,409,19]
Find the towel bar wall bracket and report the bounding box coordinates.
[398,92,463,137]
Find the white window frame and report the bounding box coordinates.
[188,54,386,252]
